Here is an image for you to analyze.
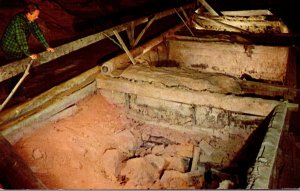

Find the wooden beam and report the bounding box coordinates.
[239,80,298,101]
[197,0,219,16]
[195,15,250,33]
[0,133,47,189]
[0,4,194,83]
[0,66,100,130]
[97,75,280,116]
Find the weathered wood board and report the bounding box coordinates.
[167,40,290,82]
[97,68,280,116]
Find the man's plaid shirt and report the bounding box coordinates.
[0,12,49,60]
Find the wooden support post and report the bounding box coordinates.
[133,16,156,47]
[191,146,200,171]
[197,0,219,16]
[113,30,137,65]
[0,133,47,189]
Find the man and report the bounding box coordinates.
[0,3,54,61]
[0,3,55,105]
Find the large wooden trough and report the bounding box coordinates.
[0,5,298,189]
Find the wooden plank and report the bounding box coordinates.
[0,4,194,83]
[221,9,273,16]
[195,15,249,33]
[119,65,299,101]
[120,65,242,95]
[239,80,298,101]
[247,103,287,189]
[96,75,280,116]
[0,66,100,129]
[2,81,96,138]
[0,134,46,189]
[193,14,288,33]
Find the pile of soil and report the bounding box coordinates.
[13,92,208,189]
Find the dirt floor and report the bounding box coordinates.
[12,92,209,189]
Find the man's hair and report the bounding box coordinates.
[24,3,40,14]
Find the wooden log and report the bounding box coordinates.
[96,75,280,116]
[0,66,100,130]
[0,134,47,189]
[0,4,193,83]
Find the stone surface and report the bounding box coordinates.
[160,170,190,189]
[121,157,160,187]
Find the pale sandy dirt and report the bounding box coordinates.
[13,93,127,189]
[13,92,202,189]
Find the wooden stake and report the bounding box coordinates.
[0,60,33,112]
[191,146,200,171]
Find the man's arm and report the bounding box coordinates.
[31,22,50,49]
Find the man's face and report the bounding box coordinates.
[26,10,40,22]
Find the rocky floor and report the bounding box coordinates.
[11,92,210,189]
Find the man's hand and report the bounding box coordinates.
[29,54,38,59]
[47,47,55,52]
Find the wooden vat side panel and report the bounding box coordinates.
[96,75,279,116]
[168,40,289,82]
[247,103,288,189]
